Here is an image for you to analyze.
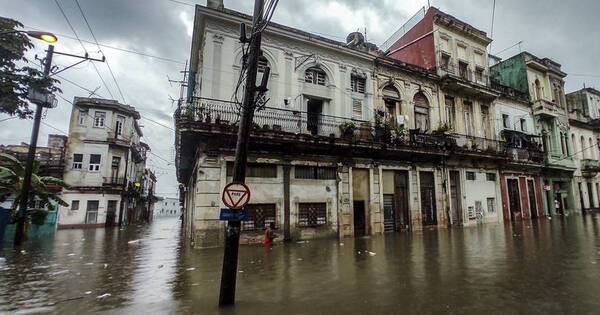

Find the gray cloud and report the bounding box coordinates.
[1,0,599,196]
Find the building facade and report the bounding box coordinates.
[57,97,156,229]
[566,88,600,211]
[491,52,576,215]
[174,4,554,249]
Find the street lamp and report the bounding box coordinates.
[0,30,58,43]
[11,30,58,246]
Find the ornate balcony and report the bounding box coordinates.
[532,99,564,118]
[581,159,600,177]
[174,98,513,180]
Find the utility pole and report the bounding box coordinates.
[219,0,266,306]
[14,45,54,246]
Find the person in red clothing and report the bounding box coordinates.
[263,222,277,247]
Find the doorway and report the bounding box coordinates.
[527,179,538,219]
[353,201,366,237]
[420,171,437,226]
[449,170,462,225]
[587,182,594,209]
[111,156,121,184]
[507,178,521,221]
[383,195,395,232]
[105,200,118,227]
[307,99,323,135]
[394,171,410,230]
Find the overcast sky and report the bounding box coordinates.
[1,0,599,197]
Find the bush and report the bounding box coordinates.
[29,209,48,226]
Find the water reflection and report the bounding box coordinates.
[1,215,600,314]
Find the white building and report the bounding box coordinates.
[58,97,156,228]
[155,197,181,217]
[567,88,600,211]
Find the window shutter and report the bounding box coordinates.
[352,99,362,120]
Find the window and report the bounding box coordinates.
[305,67,326,86]
[486,173,496,181]
[534,79,542,100]
[464,101,473,135]
[295,166,336,180]
[78,110,87,125]
[440,54,451,71]
[85,200,99,224]
[242,204,276,231]
[72,153,83,169]
[466,171,476,180]
[89,154,101,171]
[115,115,125,136]
[487,198,496,213]
[93,111,106,127]
[71,200,80,211]
[475,67,484,83]
[226,162,277,178]
[445,96,455,130]
[298,203,327,227]
[414,93,430,131]
[480,105,490,138]
[502,114,510,129]
[257,56,268,73]
[520,118,527,132]
[350,75,366,94]
[352,99,362,120]
[458,61,468,80]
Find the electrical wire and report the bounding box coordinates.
[75,0,127,103]
[54,0,115,99]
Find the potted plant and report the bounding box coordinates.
[339,121,357,139]
[392,125,407,144]
[434,123,450,134]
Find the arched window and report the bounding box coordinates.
[589,138,595,160]
[534,79,542,100]
[559,132,566,155]
[382,85,401,120]
[553,85,563,107]
[305,67,327,86]
[571,134,577,157]
[581,136,587,158]
[413,93,430,131]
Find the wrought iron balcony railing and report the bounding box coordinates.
[175,98,518,159]
[103,177,127,187]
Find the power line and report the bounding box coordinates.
[54,0,115,99]
[75,0,127,103]
[54,73,106,98]
[24,25,185,64]
[41,121,68,135]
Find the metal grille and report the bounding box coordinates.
[295,166,336,180]
[305,67,326,85]
[242,204,276,231]
[298,203,327,227]
[226,162,277,178]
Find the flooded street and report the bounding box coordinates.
[1,215,600,314]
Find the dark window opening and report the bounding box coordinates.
[298,203,327,227]
[295,166,336,180]
[243,204,276,231]
[226,162,277,178]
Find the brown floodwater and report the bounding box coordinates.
[1,214,600,314]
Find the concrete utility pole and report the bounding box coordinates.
[219,0,266,306]
[14,45,54,246]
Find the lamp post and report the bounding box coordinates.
[3,30,58,246]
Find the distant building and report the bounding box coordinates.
[154,197,181,217]
[57,97,156,229]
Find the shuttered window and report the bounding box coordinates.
[298,203,327,227]
[352,99,363,120]
[295,166,336,180]
[305,67,326,86]
[226,162,277,178]
[351,75,366,94]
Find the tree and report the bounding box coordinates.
[0,17,60,119]
[0,153,69,221]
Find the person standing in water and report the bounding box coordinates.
[263,222,277,247]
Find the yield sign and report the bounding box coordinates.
[222,182,251,209]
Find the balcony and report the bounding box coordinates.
[174,98,512,180]
[437,63,497,101]
[103,177,126,188]
[581,159,600,177]
[532,99,564,118]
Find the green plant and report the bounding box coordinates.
[339,121,357,133]
[0,153,69,217]
[392,125,407,141]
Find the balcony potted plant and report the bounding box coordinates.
[374,109,392,143]
[392,125,407,144]
[339,121,357,140]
